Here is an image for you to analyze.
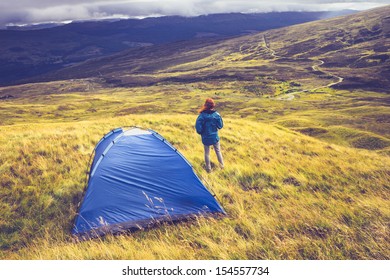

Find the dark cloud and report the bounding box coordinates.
[0,0,389,27]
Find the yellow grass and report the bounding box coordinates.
[1,6,389,260]
[0,112,389,259]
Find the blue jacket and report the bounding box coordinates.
[195,110,223,145]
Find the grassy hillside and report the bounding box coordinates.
[1,81,389,152]
[32,6,389,93]
[0,7,389,260]
[0,82,389,259]
[0,11,340,86]
[1,115,389,260]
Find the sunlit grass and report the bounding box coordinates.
[1,6,389,259]
[0,111,389,259]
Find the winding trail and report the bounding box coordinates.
[262,35,344,100]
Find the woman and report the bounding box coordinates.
[195,98,224,172]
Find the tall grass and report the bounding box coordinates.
[1,114,389,259]
[1,7,389,259]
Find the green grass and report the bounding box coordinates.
[0,6,390,258]
[0,89,389,259]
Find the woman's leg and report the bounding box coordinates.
[213,141,224,168]
[204,145,211,172]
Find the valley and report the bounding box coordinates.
[1,11,349,86]
[0,6,389,260]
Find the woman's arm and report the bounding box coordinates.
[195,114,204,134]
[216,113,223,129]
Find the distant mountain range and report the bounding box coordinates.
[0,10,357,86]
[24,6,389,92]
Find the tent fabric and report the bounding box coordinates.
[90,127,123,173]
[72,127,225,238]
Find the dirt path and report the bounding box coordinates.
[262,35,344,100]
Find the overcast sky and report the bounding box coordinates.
[1,0,389,27]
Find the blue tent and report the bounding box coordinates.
[72,127,225,239]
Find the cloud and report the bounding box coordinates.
[0,0,389,27]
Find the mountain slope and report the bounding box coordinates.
[33,6,389,92]
[0,11,349,86]
[0,7,389,261]
[1,115,389,259]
